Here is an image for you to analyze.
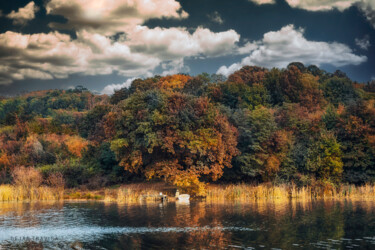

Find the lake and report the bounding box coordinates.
[1,200,375,249]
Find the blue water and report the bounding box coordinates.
[1,200,375,249]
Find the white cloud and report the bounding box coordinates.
[127,26,240,60]
[236,42,258,55]
[0,24,241,85]
[45,0,188,35]
[6,1,39,25]
[217,24,367,76]
[282,1,375,29]
[355,35,371,50]
[285,0,356,11]
[248,1,375,29]
[101,78,135,95]
[249,0,275,5]
[0,31,160,85]
[207,11,224,24]
[0,0,242,85]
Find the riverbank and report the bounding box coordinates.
[1,182,375,202]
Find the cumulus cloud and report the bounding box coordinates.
[285,0,356,11]
[128,26,240,60]
[282,1,375,28]
[0,0,242,85]
[355,35,371,50]
[0,31,160,85]
[217,25,367,76]
[207,11,224,24]
[45,0,188,35]
[6,1,39,25]
[248,1,375,29]
[0,23,241,85]
[101,78,135,95]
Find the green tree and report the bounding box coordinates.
[306,132,343,183]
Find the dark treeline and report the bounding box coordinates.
[1,62,375,194]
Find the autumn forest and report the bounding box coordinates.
[1,63,375,196]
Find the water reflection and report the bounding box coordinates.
[0,200,375,249]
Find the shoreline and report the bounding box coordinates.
[1,183,375,202]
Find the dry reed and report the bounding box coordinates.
[0,184,64,201]
[205,183,375,202]
[104,183,170,203]
[2,182,375,202]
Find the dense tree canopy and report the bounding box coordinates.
[1,63,375,194]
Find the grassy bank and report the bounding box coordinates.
[1,183,375,202]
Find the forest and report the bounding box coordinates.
[1,62,375,196]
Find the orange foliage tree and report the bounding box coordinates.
[157,74,192,90]
[228,66,268,86]
[64,136,89,157]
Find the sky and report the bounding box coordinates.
[0,0,374,95]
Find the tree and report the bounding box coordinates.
[64,136,89,157]
[157,74,192,90]
[230,106,288,181]
[287,62,306,72]
[228,66,268,86]
[110,87,130,104]
[298,73,325,110]
[264,68,284,105]
[108,90,239,195]
[280,65,303,103]
[335,107,375,184]
[322,77,360,106]
[306,132,343,183]
[79,105,111,141]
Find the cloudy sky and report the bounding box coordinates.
[0,0,374,95]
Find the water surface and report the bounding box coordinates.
[1,200,375,249]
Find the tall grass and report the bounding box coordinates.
[2,180,375,202]
[0,184,64,201]
[205,183,375,202]
[103,183,171,203]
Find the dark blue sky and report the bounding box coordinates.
[0,0,374,95]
